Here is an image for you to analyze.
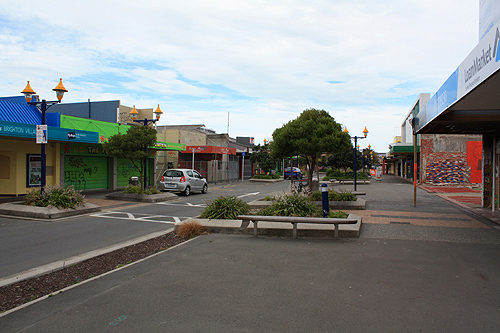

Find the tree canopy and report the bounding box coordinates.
[271,108,351,187]
[102,125,157,190]
[249,143,277,173]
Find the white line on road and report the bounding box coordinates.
[90,212,179,224]
[237,192,260,198]
[156,202,207,207]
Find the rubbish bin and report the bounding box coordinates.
[129,176,139,186]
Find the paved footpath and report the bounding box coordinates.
[2,175,500,332]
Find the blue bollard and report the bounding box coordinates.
[321,182,329,217]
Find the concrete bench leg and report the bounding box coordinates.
[253,220,258,237]
[334,224,338,239]
[292,222,297,239]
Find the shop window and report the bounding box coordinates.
[0,155,10,179]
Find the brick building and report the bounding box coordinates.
[387,94,483,186]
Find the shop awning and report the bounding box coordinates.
[152,142,186,151]
[182,145,237,155]
[0,120,99,143]
[389,143,420,155]
[415,22,500,135]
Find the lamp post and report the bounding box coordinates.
[21,79,68,193]
[343,126,368,192]
[130,105,163,190]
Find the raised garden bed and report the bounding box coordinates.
[176,215,362,238]
[0,202,101,219]
[105,191,178,202]
[329,179,371,185]
[248,197,366,210]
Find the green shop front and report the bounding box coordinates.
[59,115,186,190]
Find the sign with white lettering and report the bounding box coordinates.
[458,22,500,99]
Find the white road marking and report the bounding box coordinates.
[237,192,260,198]
[90,211,186,224]
[156,202,207,207]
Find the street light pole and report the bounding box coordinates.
[130,105,163,190]
[21,79,68,193]
[344,126,368,192]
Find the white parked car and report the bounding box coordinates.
[158,169,208,196]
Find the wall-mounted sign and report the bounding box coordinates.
[0,120,98,143]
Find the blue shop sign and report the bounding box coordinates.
[0,120,99,143]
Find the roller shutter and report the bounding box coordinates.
[64,156,109,190]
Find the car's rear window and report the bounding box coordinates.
[164,170,183,177]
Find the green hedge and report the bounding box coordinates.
[252,174,281,179]
[309,190,356,201]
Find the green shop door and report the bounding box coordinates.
[64,156,109,190]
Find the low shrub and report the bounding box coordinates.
[24,184,84,209]
[257,193,321,217]
[123,185,142,194]
[309,190,356,202]
[327,211,349,218]
[123,186,159,195]
[176,221,208,238]
[252,174,280,179]
[200,195,250,219]
[144,188,160,195]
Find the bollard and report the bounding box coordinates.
[321,182,329,217]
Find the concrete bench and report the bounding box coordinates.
[237,215,358,239]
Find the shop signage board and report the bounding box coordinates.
[457,20,500,99]
[0,120,99,143]
[415,20,500,133]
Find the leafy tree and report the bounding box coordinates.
[362,148,380,168]
[249,143,277,173]
[271,108,351,189]
[102,125,157,190]
[327,148,355,172]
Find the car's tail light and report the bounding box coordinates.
[162,175,164,181]
[180,176,186,183]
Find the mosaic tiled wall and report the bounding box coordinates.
[425,160,470,184]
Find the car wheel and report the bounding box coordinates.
[201,184,208,194]
[183,186,191,196]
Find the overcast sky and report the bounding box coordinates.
[0,0,479,152]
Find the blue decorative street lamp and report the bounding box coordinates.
[22,79,68,193]
[130,105,163,189]
[343,126,368,192]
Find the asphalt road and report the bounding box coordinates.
[0,180,289,280]
[2,176,500,331]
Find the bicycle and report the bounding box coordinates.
[291,179,310,195]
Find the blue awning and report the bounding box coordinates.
[0,100,41,125]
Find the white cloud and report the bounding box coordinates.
[0,0,480,151]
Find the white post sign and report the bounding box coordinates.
[36,125,48,144]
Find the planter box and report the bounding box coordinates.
[0,202,101,220]
[175,214,362,238]
[249,178,284,183]
[248,198,366,210]
[329,179,371,185]
[311,198,366,210]
[105,192,178,203]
